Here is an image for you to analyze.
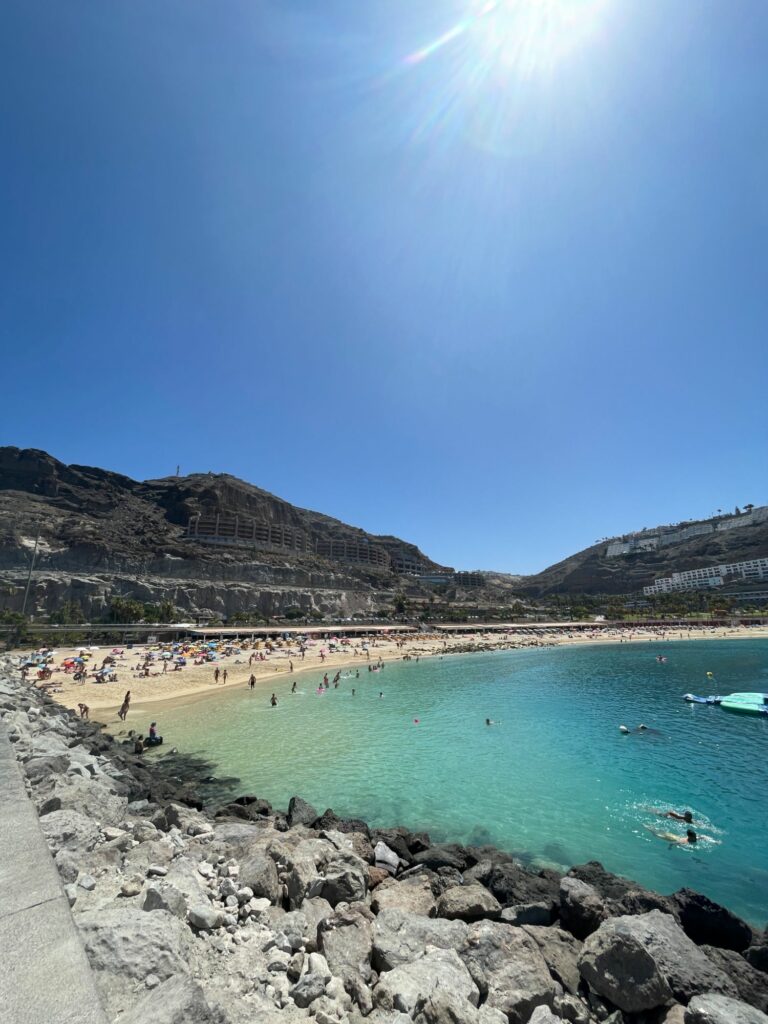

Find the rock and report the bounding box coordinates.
[374,946,480,1017]
[372,874,437,917]
[38,795,62,815]
[292,972,327,1008]
[134,820,161,843]
[701,946,768,1013]
[523,925,583,996]
[375,842,402,876]
[437,884,501,922]
[78,907,191,993]
[143,883,188,920]
[569,861,677,918]
[287,796,319,827]
[121,877,145,898]
[50,777,128,827]
[117,974,220,1024]
[77,873,97,891]
[459,920,557,1024]
[673,888,755,952]
[579,918,673,1013]
[412,845,473,873]
[147,864,168,877]
[238,847,280,904]
[315,810,371,837]
[684,993,768,1023]
[316,850,368,907]
[39,808,100,853]
[372,908,469,972]
[319,904,375,983]
[559,877,607,940]
[746,945,768,976]
[54,848,80,884]
[579,912,739,1012]
[188,903,223,932]
[64,883,77,907]
[527,1009,561,1024]
[414,992,505,1024]
[369,866,392,889]
[500,903,554,927]
[485,863,559,908]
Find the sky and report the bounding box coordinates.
[1,1,766,574]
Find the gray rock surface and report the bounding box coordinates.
[437,883,501,922]
[684,993,768,1024]
[523,925,583,995]
[559,876,606,939]
[372,874,437,917]
[459,920,558,1024]
[373,908,469,972]
[117,974,221,1024]
[579,917,674,1013]
[319,904,375,983]
[374,946,480,1017]
[238,846,280,903]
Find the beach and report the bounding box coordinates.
[18,622,768,725]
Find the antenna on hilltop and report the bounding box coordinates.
[176,465,180,477]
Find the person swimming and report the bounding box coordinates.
[270,693,277,707]
[648,807,694,823]
[644,824,718,845]
[619,725,630,734]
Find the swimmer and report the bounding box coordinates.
[379,692,383,698]
[270,693,277,707]
[351,688,355,696]
[644,825,719,845]
[619,725,630,734]
[647,807,694,823]
[638,723,648,731]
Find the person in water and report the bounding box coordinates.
[249,674,255,690]
[644,824,718,845]
[649,808,694,823]
[270,693,278,707]
[291,681,297,693]
[148,722,158,741]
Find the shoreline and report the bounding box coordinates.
[2,658,767,1024]
[17,623,768,724]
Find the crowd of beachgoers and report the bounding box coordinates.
[12,622,768,725]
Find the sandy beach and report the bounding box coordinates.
[14,623,768,732]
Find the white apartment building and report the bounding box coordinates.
[644,557,768,596]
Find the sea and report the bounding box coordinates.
[162,638,768,925]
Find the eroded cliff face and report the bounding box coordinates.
[0,447,435,619]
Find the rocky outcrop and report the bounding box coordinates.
[2,660,766,1024]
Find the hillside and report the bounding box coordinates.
[0,447,444,621]
[520,508,768,597]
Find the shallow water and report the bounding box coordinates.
[162,639,768,924]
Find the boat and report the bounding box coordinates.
[683,694,722,704]
[719,692,768,716]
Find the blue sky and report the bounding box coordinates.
[1,1,766,573]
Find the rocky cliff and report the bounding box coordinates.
[0,448,444,620]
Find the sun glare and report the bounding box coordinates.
[406,0,608,78]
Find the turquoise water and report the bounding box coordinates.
[162,640,768,925]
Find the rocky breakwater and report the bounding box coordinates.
[2,667,768,1024]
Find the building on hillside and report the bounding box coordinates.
[185,513,309,553]
[606,505,768,558]
[643,557,768,596]
[313,538,391,568]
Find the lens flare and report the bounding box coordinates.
[405,0,608,77]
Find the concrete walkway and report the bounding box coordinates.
[0,723,108,1024]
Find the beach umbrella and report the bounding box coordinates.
[74,657,85,664]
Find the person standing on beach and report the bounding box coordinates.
[249,674,255,690]
[118,691,131,721]
[289,660,294,672]
[270,693,278,706]
[214,667,220,683]
[222,668,228,685]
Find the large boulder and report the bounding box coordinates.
[39,808,100,853]
[558,877,606,940]
[318,904,375,984]
[702,946,768,1013]
[673,889,755,952]
[523,925,583,996]
[485,863,559,908]
[569,861,677,917]
[437,884,501,922]
[372,874,437,917]
[372,908,469,972]
[458,920,558,1024]
[374,946,480,1018]
[746,944,768,976]
[287,795,319,828]
[684,993,768,1023]
[238,847,280,904]
[48,777,128,827]
[579,912,738,1011]
[78,907,191,1012]
[412,845,474,873]
[116,974,220,1024]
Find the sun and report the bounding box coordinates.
[407,0,609,77]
